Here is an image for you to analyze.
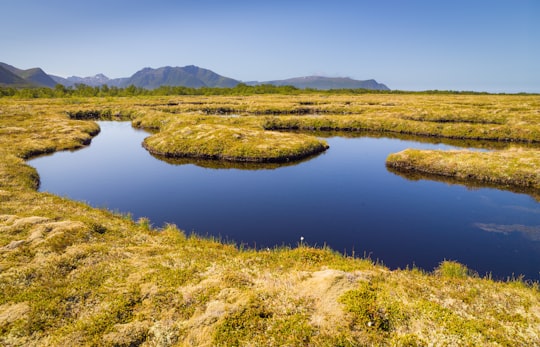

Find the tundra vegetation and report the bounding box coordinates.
[0,92,539,346]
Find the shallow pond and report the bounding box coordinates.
[28,122,540,280]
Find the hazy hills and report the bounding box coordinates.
[249,76,389,90]
[49,65,239,89]
[0,65,32,88]
[126,65,240,89]
[1,63,239,89]
[0,62,390,90]
[0,62,57,88]
[50,73,118,88]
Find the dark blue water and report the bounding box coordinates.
[28,122,540,280]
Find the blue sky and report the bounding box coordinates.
[1,0,538,92]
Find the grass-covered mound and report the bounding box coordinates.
[386,148,540,194]
[142,123,328,162]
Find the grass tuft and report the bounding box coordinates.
[435,260,472,279]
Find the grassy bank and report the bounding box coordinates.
[1,95,540,345]
[1,205,539,346]
[262,114,540,143]
[386,148,540,195]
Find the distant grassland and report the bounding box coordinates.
[0,94,540,345]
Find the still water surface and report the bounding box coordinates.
[28,122,540,280]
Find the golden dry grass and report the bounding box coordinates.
[0,94,539,346]
[143,123,328,162]
[387,147,540,193]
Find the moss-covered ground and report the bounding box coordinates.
[0,94,539,346]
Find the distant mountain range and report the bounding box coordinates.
[49,65,239,89]
[248,76,389,90]
[0,62,390,90]
[50,73,116,88]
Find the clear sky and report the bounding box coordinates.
[1,0,538,92]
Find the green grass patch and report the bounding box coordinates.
[213,293,315,346]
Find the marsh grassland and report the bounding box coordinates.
[1,94,540,346]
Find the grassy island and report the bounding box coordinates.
[387,148,540,195]
[142,123,328,162]
[1,93,540,345]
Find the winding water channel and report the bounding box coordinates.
[28,122,540,280]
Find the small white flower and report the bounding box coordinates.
[300,236,304,242]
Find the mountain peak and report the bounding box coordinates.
[182,65,199,73]
[63,73,111,87]
[0,62,56,87]
[0,65,35,87]
[125,65,239,89]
